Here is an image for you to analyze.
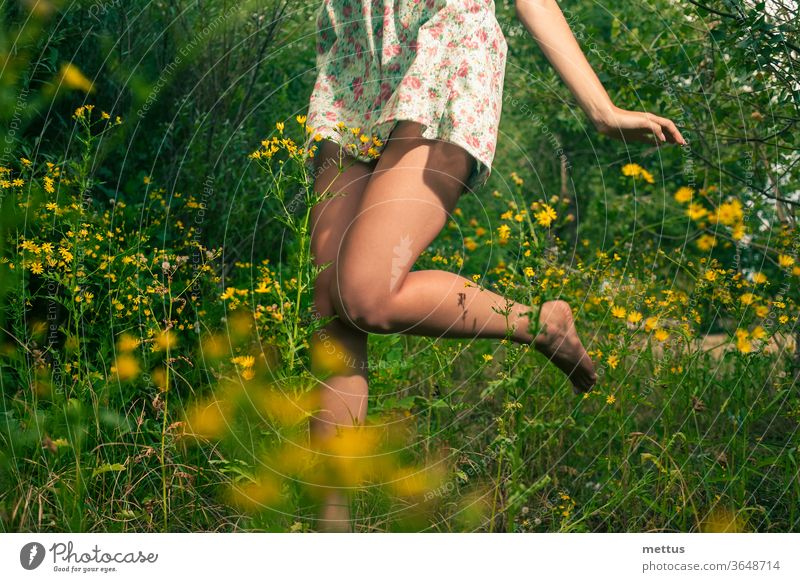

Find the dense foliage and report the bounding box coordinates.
[0,0,797,532]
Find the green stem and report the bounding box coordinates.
[489,450,504,533]
[160,281,174,532]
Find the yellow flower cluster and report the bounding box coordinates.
[621,163,655,184]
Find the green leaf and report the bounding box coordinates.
[92,463,126,478]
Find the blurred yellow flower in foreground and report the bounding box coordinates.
[117,333,141,352]
[184,398,234,440]
[224,474,282,513]
[252,386,318,427]
[155,330,177,351]
[59,63,94,93]
[388,465,446,498]
[315,425,387,487]
[310,331,358,377]
[700,507,747,532]
[111,354,139,381]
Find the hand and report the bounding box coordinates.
[594,105,687,146]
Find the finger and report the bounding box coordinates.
[650,114,687,145]
[646,121,667,143]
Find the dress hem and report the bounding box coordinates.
[303,115,492,193]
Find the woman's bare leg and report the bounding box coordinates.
[331,121,597,392]
[308,140,376,532]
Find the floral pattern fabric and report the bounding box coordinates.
[304,0,508,192]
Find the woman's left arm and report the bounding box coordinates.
[513,0,687,146]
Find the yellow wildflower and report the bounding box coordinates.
[735,329,751,354]
[621,163,643,178]
[696,234,716,251]
[232,355,256,368]
[497,224,511,242]
[712,199,743,226]
[686,203,708,221]
[674,187,694,203]
[535,204,557,228]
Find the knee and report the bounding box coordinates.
[329,268,394,334]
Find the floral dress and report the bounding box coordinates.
[304,0,508,192]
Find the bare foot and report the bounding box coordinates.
[532,300,597,394]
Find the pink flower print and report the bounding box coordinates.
[352,77,364,100]
[379,82,393,102]
[405,75,422,89]
[383,44,402,58]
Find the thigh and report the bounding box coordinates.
[310,140,378,313]
[334,121,476,293]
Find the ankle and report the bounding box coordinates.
[510,307,536,345]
